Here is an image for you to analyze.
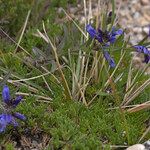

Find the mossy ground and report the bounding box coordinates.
[0,0,150,149]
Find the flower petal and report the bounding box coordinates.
[13,112,26,121]
[109,36,116,43]
[3,114,12,123]
[0,114,12,132]
[2,85,11,104]
[103,50,116,68]
[134,45,150,63]
[0,122,6,133]
[0,114,7,132]
[86,24,97,39]
[12,96,22,107]
[111,27,123,36]
[114,29,123,35]
[134,45,148,54]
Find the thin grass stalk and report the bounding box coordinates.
[88,51,126,106]
[83,0,87,33]
[94,52,99,81]
[88,0,92,24]
[67,66,88,106]
[108,104,145,110]
[124,64,149,102]
[74,53,102,99]
[0,66,45,92]
[127,101,150,113]
[122,60,134,105]
[0,77,38,93]
[82,53,90,98]
[11,72,51,82]
[76,51,82,88]
[138,126,150,143]
[96,0,101,28]
[62,9,87,39]
[14,10,31,55]
[0,29,31,56]
[98,55,105,82]
[67,49,80,98]
[79,52,86,89]
[42,76,53,94]
[104,51,126,87]
[41,66,61,84]
[72,63,76,97]
[124,78,150,106]
[41,23,72,100]
[68,49,75,96]
[16,92,52,101]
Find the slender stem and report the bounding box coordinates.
[42,23,72,100]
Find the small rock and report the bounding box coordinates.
[133,27,142,33]
[143,26,149,34]
[126,144,145,150]
[141,0,150,5]
[133,12,140,19]
[143,140,150,149]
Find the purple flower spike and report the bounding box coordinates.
[103,50,116,68]
[134,45,150,63]
[2,85,10,104]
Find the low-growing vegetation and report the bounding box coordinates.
[0,0,150,149]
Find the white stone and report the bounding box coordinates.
[126,144,145,150]
[143,27,149,34]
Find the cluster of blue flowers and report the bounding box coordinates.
[134,45,150,63]
[86,24,150,67]
[86,24,123,68]
[0,85,26,133]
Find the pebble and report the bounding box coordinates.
[141,0,150,5]
[126,144,145,150]
[133,27,142,33]
[127,140,150,150]
[143,27,149,34]
[133,12,140,19]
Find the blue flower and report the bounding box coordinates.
[108,27,123,44]
[86,24,103,42]
[0,85,26,133]
[134,45,150,63]
[86,24,122,68]
[103,50,116,68]
[86,24,123,45]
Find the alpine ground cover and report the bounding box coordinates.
[0,0,150,149]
